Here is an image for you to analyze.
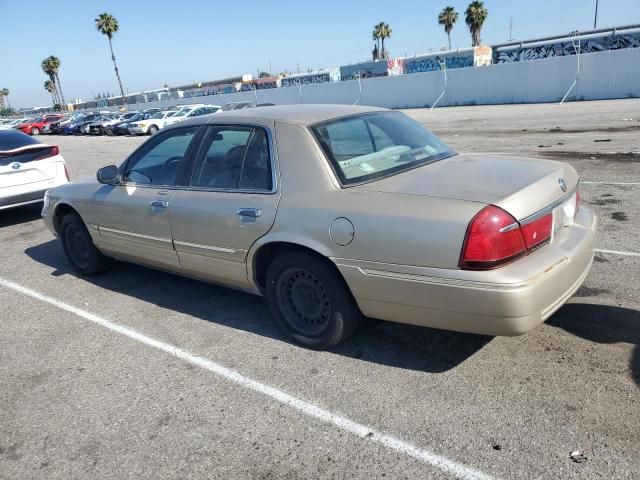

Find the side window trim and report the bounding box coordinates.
[187,123,277,195]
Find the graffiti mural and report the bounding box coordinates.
[405,54,474,73]
[495,32,640,63]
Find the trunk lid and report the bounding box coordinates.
[355,153,578,220]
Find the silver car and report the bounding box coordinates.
[42,105,596,349]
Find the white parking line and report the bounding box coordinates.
[0,277,495,480]
[580,181,640,186]
[595,249,640,257]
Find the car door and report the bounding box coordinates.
[93,125,201,269]
[169,122,280,288]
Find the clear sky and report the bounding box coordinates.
[2,0,639,108]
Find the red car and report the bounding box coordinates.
[16,115,64,136]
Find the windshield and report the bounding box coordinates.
[150,112,165,119]
[172,110,189,117]
[310,112,455,186]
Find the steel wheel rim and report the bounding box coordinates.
[65,225,90,269]
[276,267,331,336]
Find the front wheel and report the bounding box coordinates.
[60,213,113,276]
[265,252,361,349]
[31,127,40,135]
[148,125,159,135]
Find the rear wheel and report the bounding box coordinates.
[265,252,361,349]
[30,127,40,135]
[60,213,113,276]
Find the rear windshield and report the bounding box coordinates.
[0,130,41,151]
[310,111,455,185]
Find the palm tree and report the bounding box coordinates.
[379,22,392,59]
[438,6,459,50]
[372,22,383,60]
[44,80,57,105]
[95,13,125,96]
[0,88,9,110]
[41,58,61,105]
[45,55,65,105]
[465,1,488,47]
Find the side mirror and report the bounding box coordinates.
[97,165,120,184]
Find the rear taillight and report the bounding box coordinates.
[37,145,59,160]
[460,205,527,270]
[520,214,553,251]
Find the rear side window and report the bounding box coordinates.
[0,130,41,151]
[311,111,454,186]
[191,126,273,191]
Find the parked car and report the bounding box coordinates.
[221,101,254,111]
[163,105,219,126]
[63,114,104,135]
[0,129,69,211]
[47,113,90,135]
[102,112,138,135]
[128,110,177,135]
[0,118,31,130]
[83,114,121,135]
[15,115,64,135]
[41,105,596,349]
[110,109,160,135]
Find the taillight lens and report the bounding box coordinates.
[520,214,552,251]
[38,145,59,160]
[460,205,527,270]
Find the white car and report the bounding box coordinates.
[128,110,177,135]
[0,118,31,130]
[163,105,220,126]
[0,130,69,210]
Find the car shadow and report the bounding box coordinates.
[549,303,640,386]
[25,239,492,373]
[0,204,43,228]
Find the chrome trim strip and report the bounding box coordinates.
[173,240,237,254]
[499,222,520,233]
[98,226,172,243]
[519,183,578,226]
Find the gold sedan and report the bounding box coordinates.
[42,105,597,349]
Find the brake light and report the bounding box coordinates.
[520,214,552,251]
[37,145,59,160]
[460,205,527,270]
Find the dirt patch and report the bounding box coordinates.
[589,198,622,206]
[575,286,611,297]
[611,212,629,221]
[537,151,640,163]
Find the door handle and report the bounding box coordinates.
[150,200,169,208]
[237,208,261,218]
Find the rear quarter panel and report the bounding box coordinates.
[252,122,484,270]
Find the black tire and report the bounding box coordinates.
[148,125,159,135]
[60,213,113,276]
[265,251,361,349]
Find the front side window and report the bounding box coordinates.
[124,126,198,186]
[191,126,272,191]
[311,112,455,185]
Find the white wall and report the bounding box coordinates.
[100,48,640,112]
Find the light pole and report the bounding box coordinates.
[594,0,599,29]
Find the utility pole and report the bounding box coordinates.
[508,17,514,41]
[594,0,599,29]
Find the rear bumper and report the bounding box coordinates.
[334,207,597,336]
[0,188,48,210]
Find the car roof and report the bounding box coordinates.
[187,104,388,127]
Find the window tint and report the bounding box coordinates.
[124,127,197,185]
[311,112,454,185]
[0,130,41,151]
[191,126,272,191]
